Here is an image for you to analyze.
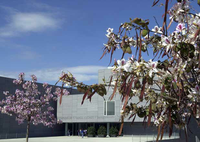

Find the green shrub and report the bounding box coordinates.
[109,126,118,136]
[97,126,106,136]
[87,126,96,136]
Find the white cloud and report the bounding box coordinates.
[65,66,107,74]
[0,66,106,83]
[13,13,58,32]
[0,12,59,37]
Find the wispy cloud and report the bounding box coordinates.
[15,50,41,60]
[0,40,41,60]
[0,66,106,83]
[0,12,59,37]
[27,1,60,12]
[0,1,63,38]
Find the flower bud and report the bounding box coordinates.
[141,29,148,37]
[125,46,132,54]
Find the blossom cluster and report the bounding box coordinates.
[58,0,200,138]
[103,0,200,132]
[0,73,69,127]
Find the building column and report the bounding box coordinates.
[65,123,68,136]
[72,123,74,136]
[77,123,81,136]
[75,124,77,136]
[107,122,110,137]
[78,123,81,130]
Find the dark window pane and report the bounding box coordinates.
[107,101,115,115]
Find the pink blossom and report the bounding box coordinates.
[195,85,200,94]
[31,75,37,82]
[13,80,20,84]
[176,23,185,32]
[63,89,69,96]
[57,119,62,124]
[43,83,48,88]
[3,91,9,95]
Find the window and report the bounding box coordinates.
[104,101,115,115]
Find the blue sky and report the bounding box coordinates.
[0,0,199,85]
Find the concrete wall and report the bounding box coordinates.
[0,76,65,139]
[57,92,147,123]
[57,69,146,123]
[58,92,120,123]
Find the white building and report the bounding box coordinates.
[57,69,186,140]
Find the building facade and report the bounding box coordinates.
[57,69,200,141]
[0,70,199,141]
[57,69,179,138]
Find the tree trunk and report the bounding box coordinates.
[26,117,30,142]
